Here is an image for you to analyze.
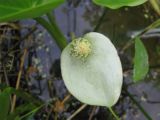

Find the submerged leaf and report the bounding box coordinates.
[61,32,123,107]
[133,37,149,82]
[0,0,64,22]
[93,0,147,9]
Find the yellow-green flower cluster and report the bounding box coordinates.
[70,38,92,59]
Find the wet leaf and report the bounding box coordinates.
[93,0,147,9]
[61,32,123,107]
[133,37,149,82]
[0,0,64,22]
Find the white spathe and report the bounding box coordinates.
[61,32,123,107]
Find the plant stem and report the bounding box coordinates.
[123,85,152,120]
[108,107,120,120]
[35,16,67,50]
[121,18,160,53]
[67,104,87,120]
[20,104,44,119]
[11,49,27,112]
[46,12,68,49]
[94,9,107,32]
[150,0,160,16]
[89,106,97,120]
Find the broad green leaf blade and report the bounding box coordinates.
[0,89,10,120]
[61,32,123,107]
[133,37,149,82]
[0,0,64,22]
[93,0,147,9]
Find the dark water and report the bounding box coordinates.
[17,1,160,120]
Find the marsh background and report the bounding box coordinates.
[1,0,160,120]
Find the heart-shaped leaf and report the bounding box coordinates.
[133,37,149,82]
[0,0,64,22]
[61,32,123,107]
[93,0,148,9]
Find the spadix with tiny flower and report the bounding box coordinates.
[61,32,123,107]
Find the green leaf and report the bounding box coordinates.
[2,87,42,106]
[93,0,148,9]
[0,0,64,22]
[7,103,36,120]
[0,89,10,120]
[0,87,43,120]
[15,116,21,120]
[61,32,123,107]
[133,37,149,82]
[22,112,35,120]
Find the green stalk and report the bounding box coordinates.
[108,107,120,120]
[94,9,107,32]
[121,18,160,52]
[46,12,68,49]
[123,85,152,120]
[150,0,160,16]
[35,17,67,50]
[20,104,44,119]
